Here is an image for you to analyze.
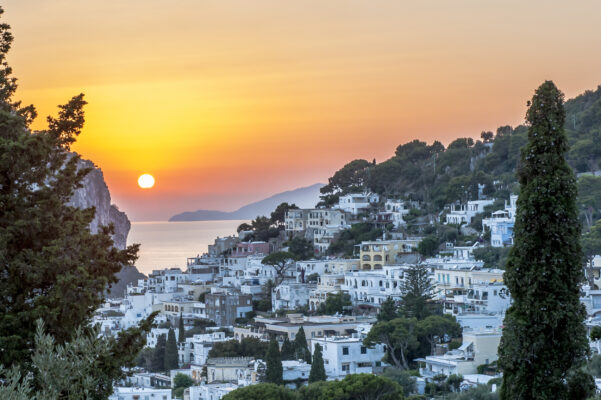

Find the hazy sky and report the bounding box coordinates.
[5,0,601,220]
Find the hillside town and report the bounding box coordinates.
[96,189,601,399]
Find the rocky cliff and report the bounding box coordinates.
[69,157,130,250]
[69,156,145,297]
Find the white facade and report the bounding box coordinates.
[342,265,414,307]
[445,200,494,225]
[297,259,360,282]
[179,331,229,366]
[188,383,238,400]
[334,192,380,215]
[311,336,386,379]
[273,282,315,311]
[419,329,501,378]
[109,387,171,400]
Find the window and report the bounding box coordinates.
[342,347,349,355]
[361,346,367,354]
[341,363,350,372]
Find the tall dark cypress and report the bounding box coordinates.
[308,343,326,383]
[164,328,179,371]
[264,337,283,385]
[178,312,185,343]
[498,81,589,399]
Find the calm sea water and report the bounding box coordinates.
[127,220,247,275]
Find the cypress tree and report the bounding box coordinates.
[308,343,326,383]
[164,328,179,371]
[498,81,590,400]
[293,327,311,363]
[151,334,166,372]
[178,312,185,343]
[280,337,295,360]
[264,338,283,385]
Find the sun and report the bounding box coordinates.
[138,173,155,189]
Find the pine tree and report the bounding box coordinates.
[399,264,439,320]
[378,297,398,322]
[280,337,295,360]
[293,327,311,363]
[178,312,185,343]
[308,343,326,383]
[498,81,590,400]
[0,6,149,373]
[164,328,179,371]
[264,338,283,385]
[151,334,166,372]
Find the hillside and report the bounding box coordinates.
[319,84,601,229]
[169,183,325,221]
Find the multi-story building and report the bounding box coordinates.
[309,274,345,311]
[445,200,494,225]
[311,335,387,379]
[285,209,308,232]
[230,241,271,258]
[359,239,419,270]
[342,265,414,308]
[334,192,380,215]
[376,199,410,229]
[418,329,502,378]
[482,195,518,247]
[296,259,360,282]
[429,259,505,315]
[208,236,240,257]
[109,387,171,400]
[179,331,229,366]
[205,290,253,326]
[272,282,316,311]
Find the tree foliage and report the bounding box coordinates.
[287,237,315,261]
[262,252,294,286]
[265,338,283,385]
[164,328,179,371]
[208,337,270,359]
[498,81,590,400]
[0,7,154,385]
[399,264,440,320]
[293,327,312,363]
[222,383,299,400]
[271,202,299,227]
[309,343,326,383]
[151,334,166,372]
[0,318,154,400]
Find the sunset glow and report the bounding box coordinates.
[5,0,601,220]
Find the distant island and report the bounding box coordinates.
[169,183,325,221]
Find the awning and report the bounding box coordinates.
[458,341,473,351]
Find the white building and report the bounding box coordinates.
[273,282,315,311]
[309,274,345,312]
[179,331,229,366]
[334,192,380,215]
[482,195,518,248]
[342,265,414,308]
[418,329,501,378]
[109,387,171,400]
[297,259,360,282]
[445,200,494,225]
[187,383,239,400]
[311,335,387,379]
[376,199,410,229]
[282,360,311,383]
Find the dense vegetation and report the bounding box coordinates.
[0,7,154,398]
[321,85,601,234]
[497,82,593,399]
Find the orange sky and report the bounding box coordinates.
[5,0,601,220]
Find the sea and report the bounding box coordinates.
[127,220,247,275]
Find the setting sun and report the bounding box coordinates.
[137,173,155,189]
